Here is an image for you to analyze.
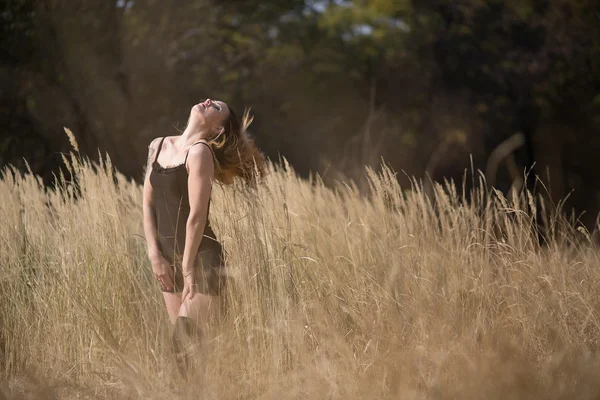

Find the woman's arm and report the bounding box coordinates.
[142,138,162,263]
[181,144,215,278]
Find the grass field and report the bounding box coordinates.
[1,147,600,399]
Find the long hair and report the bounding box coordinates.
[206,105,266,185]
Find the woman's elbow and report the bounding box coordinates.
[187,213,207,228]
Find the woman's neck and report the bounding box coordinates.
[177,124,212,148]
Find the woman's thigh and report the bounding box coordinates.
[162,292,183,324]
[178,293,220,329]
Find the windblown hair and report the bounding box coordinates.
[206,105,266,185]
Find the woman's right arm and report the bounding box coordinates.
[142,138,162,264]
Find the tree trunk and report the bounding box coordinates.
[47,1,141,176]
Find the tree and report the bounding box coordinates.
[420,0,600,209]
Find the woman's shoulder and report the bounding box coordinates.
[148,137,162,150]
[186,142,215,171]
[187,141,213,160]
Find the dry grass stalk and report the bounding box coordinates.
[1,149,600,399]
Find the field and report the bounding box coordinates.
[1,148,600,399]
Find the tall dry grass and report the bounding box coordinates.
[1,146,600,399]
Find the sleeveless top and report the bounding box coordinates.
[149,137,222,266]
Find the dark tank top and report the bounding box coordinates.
[149,137,222,265]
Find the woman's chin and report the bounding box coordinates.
[188,107,204,126]
[191,104,206,118]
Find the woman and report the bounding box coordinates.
[142,98,264,374]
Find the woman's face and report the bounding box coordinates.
[191,98,230,132]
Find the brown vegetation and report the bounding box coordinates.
[1,146,600,399]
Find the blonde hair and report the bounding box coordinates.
[207,106,266,185]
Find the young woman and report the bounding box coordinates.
[142,98,264,374]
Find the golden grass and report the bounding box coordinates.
[1,149,600,399]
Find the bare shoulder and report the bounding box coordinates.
[148,137,162,150]
[145,137,163,171]
[187,142,213,162]
[186,143,214,173]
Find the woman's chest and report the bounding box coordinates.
[149,168,189,203]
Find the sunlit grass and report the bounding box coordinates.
[1,147,600,399]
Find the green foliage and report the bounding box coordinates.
[1,0,600,221]
[0,0,37,65]
[427,0,600,122]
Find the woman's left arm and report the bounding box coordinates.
[181,144,215,300]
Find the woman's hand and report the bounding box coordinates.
[181,271,196,301]
[151,254,174,291]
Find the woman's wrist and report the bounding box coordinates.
[148,248,162,262]
[182,268,195,278]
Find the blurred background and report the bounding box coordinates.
[1,0,599,226]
